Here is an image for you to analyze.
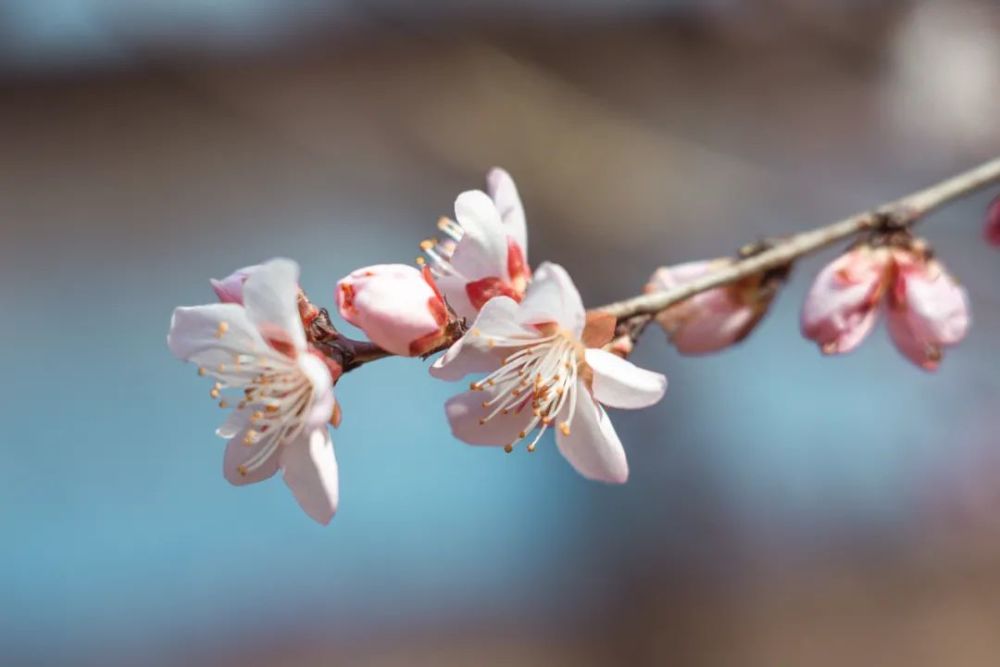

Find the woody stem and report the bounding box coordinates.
[596,156,1000,320]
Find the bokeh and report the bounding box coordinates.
[2,1,1000,665]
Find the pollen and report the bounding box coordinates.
[251,411,264,421]
[504,444,514,453]
[209,386,220,400]
[559,422,571,436]
[527,442,537,453]
[197,367,206,377]
[215,321,229,339]
[420,239,436,251]
[218,400,229,409]
[237,465,248,476]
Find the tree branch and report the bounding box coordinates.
[596,156,1000,320]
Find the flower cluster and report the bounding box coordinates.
[167,167,984,525]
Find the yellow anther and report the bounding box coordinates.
[237,464,248,476]
[559,422,570,436]
[209,387,220,400]
[215,321,229,339]
[218,400,229,409]
[527,443,537,452]
[197,367,206,377]
[265,404,280,413]
[217,363,226,373]
[242,430,257,446]
[415,256,426,266]
[487,339,495,349]
[518,431,526,439]
[469,382,482,391]
[503,444,513,454]
[419,239,435,250]
[251,411,264,421]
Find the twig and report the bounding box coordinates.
[597,157,1000,320]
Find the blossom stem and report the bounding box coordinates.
[597,156,1000,320]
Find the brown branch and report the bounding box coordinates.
[596,156,1000,320]
[309,156,1000,372]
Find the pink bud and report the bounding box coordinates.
[801,245,892,355]
[986,195,1000,248]
[886,249,970,371]
[646,259,774,355]
[337,264,450,357]
[210,265,263,304]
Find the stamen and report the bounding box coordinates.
[215,321,229,339]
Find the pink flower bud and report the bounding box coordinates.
[986,195,1000,248]
[210,265,263,304]
[646,259,774,355]
[886,248,970,371]
[337,264,450,357]
[801,245,892,355]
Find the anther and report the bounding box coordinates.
[503,444,514,454]
[215,321,229,339]
[197,367,206,377]
[218,400,229,409]
[559,422,570,436]
[237,465,248,476]
[527,442,537,453]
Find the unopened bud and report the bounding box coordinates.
[336,264,450,357]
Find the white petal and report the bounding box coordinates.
[584,349,667,410]
[167,304,264,365]
[241,258,307,352]
[223,429,282,486]
[445,391,533,446]
[430,297,533,381]
[281,429,339,525]
[216,407,252,439]
[297,353,335,427]
[556,388,628,483]
[486,167,527,256]
[516,262,586,336]
[448,190,509,282]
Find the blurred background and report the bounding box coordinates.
[2,0,1000,665]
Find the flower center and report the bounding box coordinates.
[470,327,585,453]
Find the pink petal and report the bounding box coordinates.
[280,429,339,525]
[555,387,628,484]
[801,247,890,355]
[985,195,1000,248]
[222,429,282,486]
[448,190,509,283]
[241,258,307,353]
[486,167,527,257]
[584,348,667,409]
[445,390,534,446]
[516,262,586,337]
[210,264,263,305]
[430,296,530,381]
[167,303,264,366]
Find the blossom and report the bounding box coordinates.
[885,248,970,370]
[168,258,340,525]
[419,167,530,321]
[210,264,263,304]
[646,259,776,354]
[986,195,1000,248]
[801,241,970,370]
[801,245,892,355]
[337,264,450,356]
[432,262,667,483]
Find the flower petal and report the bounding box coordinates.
[281,429,339,525]
[241,258,307,353]
[222,428,282,486]
[516,262,585,336]
[445,390,534,446]
[584,349,667,410]
[167,303,265,367]
[556,388,628,483]
[486,167,527,256]
[448,190,509,283]
[430,296,533,381]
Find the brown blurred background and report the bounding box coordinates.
[2,1,1000,665]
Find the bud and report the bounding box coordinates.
[210,264,263,304]
[646,259,775,355]
[886,247,970,371]
[986,195,1000,248]
[801,245,891,355]
[337,264,450,357]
